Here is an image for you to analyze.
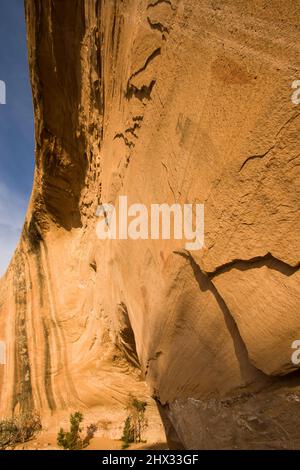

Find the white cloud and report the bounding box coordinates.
[0,182,28,277]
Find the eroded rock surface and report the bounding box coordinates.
[0,0,300,449]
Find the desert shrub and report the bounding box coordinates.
[57,412,83,450]
[121,395,148,449]
[57,412,97,450]
[0,412,42,450]
[121,416,134,449]
[82,423,98,447]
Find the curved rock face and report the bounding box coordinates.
[0,0,300,449]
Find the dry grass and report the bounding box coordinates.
[0,412,42,450]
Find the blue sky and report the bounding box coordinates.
[0,0,34,276]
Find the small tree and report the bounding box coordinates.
[121,416,134,449]
[130,397,148,443]
[57,412,83,450]
[121,395,148,448]
[57,412,97,450]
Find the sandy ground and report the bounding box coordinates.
[15,432,168,451]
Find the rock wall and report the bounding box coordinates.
[0,0,300,449]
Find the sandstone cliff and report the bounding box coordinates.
[0,0,300,449]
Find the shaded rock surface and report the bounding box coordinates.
[0,0,300,449]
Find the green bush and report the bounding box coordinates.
[0,412,42,450]
[121,416,134,449]
[57,412,97,450]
